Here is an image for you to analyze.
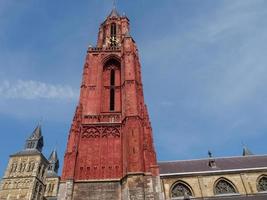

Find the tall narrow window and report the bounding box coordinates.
[110,69,115,111]
[110,23,117,47]
[111,23,116,36]
[110,69,115,86]
[110,88,115,111]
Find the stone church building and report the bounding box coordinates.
[1,8,267,200]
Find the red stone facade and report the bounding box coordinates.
[61,10,159,182]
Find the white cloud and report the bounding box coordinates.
[0,80,79,100]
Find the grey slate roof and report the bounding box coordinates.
[11,149,41,156]
[159,155,267,175]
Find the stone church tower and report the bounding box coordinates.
[0,126,48,200]
[58,8,162,200]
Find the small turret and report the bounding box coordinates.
[47,149,59,177]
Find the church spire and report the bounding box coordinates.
[30,125,42,139]
[25,125,44,152]
[108,0,120,19]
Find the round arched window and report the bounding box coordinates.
[214,179,237,195]
[257,176,267,192]
[171,182,193,199]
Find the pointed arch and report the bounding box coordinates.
[170,181,193,199]
[102,54,121,68]
[214,177,238,195]
[257,175,267,192]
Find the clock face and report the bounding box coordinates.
[108,36,119,46]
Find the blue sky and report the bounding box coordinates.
[1,0,267,176]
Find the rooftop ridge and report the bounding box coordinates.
[158,154,267,163]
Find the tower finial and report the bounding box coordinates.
[113,0,116,9]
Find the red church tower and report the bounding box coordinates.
[58,8,162,200]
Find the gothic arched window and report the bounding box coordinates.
[257,176,267,192]
[171,181,193,199]
[214,178,237,195]
[103,58,121,112]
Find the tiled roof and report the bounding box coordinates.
[159,155,267,175]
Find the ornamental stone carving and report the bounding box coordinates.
[102,127,120,138]
[82,127,100,138]
[82,126,120,138]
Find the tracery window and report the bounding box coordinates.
[171,182,193,199]
[257,176,267,192]
[103,58,121,112]
[214,179,237,195]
